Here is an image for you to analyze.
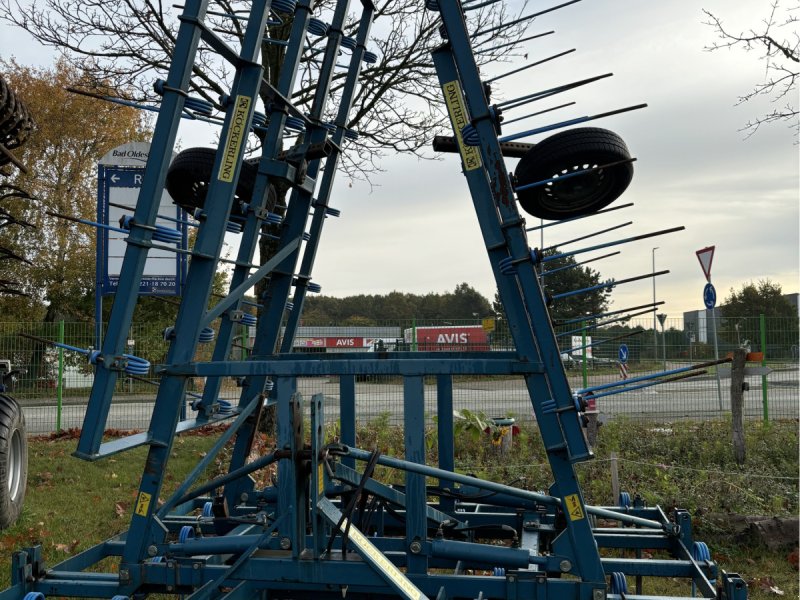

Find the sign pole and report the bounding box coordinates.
[697,246,723,412]
[709,301,723,411]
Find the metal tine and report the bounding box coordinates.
[539,226,685,263]
[551,270,670,302]
[473,31,555,55]
[48,207,261,269]
[473,0,583,37]
[516,158,637,193]
[576,357,732,396]
[498,73,613,111]
[502,101,575,127]
[485,48,575,84]
[501,103,647,143]
[542,221,632,252]
[555,306,658,338]
[585,368,710,400]
[526,202,633,231]
[109,200,194,228]
[565,328,646,355]
[555,300,665,326]
[107,200,283,240]
[540,251,621,277]
[462,0,504,10]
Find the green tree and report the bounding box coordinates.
[722,280,795,319]
[720,279,798,351]
[0,59,149,322]
[493,249,611,323]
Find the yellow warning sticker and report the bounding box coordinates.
[442,80,482,171]
[135,491,152,517]
[218,95,252,183]
[564,493,585,521]
[340,517,426,600]
[317,463,325,497]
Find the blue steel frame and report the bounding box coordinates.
[0,2,749,600]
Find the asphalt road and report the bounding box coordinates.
[20,367,798,434]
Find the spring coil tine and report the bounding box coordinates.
[178,525,195,543]
[198,327,216,343]
[284,116,306,132]
[460,123,480,146]
[340,36,357,51]
[122,354,150,376]
[307,18,329,36]
[183,96,214,116]
[271,0,297,13]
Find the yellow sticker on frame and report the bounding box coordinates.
[218,95,252,183]
[442,80,482,171]
[135,491,152,517]
[564,493,585,521]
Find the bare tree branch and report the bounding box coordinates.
[703,1,799,138]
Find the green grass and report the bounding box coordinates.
[0,419,796,598]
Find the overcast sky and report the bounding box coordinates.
[1,0,797,323]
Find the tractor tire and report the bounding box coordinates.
[0,394,27,529]
[515,127,633,221]
[165,147,259,218]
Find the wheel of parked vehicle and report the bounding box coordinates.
[0,393,27,529]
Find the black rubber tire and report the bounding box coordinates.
[0,394,27,529]
[165,147,259,218]
[515,127,633,220]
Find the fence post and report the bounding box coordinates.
[56,320,64,433]
[610,451,619,505]
[759,313,769,422]
[581,321,588,389]
[730,348,746,465]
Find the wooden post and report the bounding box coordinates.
[610,452,620,505]
[730,348,747,465]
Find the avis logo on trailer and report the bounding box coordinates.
[438,333,469,344]
[405,326,490,351]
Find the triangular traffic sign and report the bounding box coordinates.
[695,246,715,282]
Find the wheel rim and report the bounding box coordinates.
[542,163,606,208]
[8,428,22,501]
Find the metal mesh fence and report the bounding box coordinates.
[1,316,796,434]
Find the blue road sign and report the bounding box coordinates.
[618,344,629,364]
[703,282,716,309]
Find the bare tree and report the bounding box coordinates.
[0,0,529,178]
[703,1,799,138]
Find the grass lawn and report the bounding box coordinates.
[0,419,796,598]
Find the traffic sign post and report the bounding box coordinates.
[618,343,628,364]
[695,246,715,282]
[697,246,723,411]
[703,283,716,309]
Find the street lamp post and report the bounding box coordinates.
[657,313,667,371]
[652,247,659,361]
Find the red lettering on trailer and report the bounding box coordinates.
[407,326,489,351]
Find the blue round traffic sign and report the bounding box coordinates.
[703,282,716,309]
[618,344,629,364]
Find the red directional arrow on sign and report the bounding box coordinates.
[696,246,715,282]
